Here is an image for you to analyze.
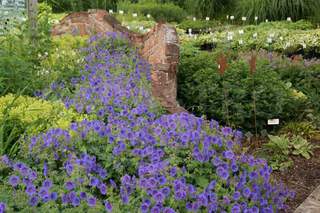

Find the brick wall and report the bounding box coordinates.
[52,10,186,113]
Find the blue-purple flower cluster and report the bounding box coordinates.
[0,33,294,212]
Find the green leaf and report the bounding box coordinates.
[195,176,209,188]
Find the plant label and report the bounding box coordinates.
[268,119,280,125]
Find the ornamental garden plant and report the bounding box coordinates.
[0,34,294,213]
[1,1,320,212]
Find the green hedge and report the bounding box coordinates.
[118,1,187,23]
[39,0,118,13]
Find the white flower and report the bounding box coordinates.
[139,26,144,31]
[265,19,269,22]
[119,10,124,15]
[109,9,113,14]
[147,14,151,18]
[188,28,192,34]
[239,39,243,45]
[127,26,131,29]
[132,13,137,17]
[255,16,258,21]
[279,36,283,41]
[253,33,258,38]
[230,16,235,20]
[193,17,196,21]
[227,35,233,41]
[239,29,244,35]
[226,15,229,20]
[269,33,275,38]
[206,17,210,21]
[242,17,247,21]
[267,38,273,44]
[302,43,307,48]
[285,42,291,48]
[287,17,292,21]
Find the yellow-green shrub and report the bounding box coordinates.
[0,94,88,157]
[39,35,87,89]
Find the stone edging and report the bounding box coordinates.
[294,185,320,213]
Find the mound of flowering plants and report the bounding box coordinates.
[0,33,294,212]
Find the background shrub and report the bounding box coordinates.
[0,3,53,96]
[39,0,118,13]
[177,49,306,132]
[178,19,222,33]
[276,63,320,127]
[118,1,187,22]
[235,0,320,23]
[179,20,320,57]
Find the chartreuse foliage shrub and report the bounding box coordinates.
[0,34,293,212]
[177,49,306,132]
[37,35,87,100]
[277,63,320,113]
[0,94,87,158]
[235,0,320,23]
[118,1,187,23]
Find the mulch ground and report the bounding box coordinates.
[275,138,320,212]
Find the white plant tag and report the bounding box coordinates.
[268,119,280,125]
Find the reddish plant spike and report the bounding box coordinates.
[217,54,228,75]
[249,54,257,74]
[292,55,302,63]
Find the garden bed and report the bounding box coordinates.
[275,138,320,212]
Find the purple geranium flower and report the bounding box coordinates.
[104,200,112,212]
[29,196,39,207]
[0,202,6,213]
[65,181,75,191]
[8,175,20,187]
[87,196,96,207]
[25,184,37,196]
